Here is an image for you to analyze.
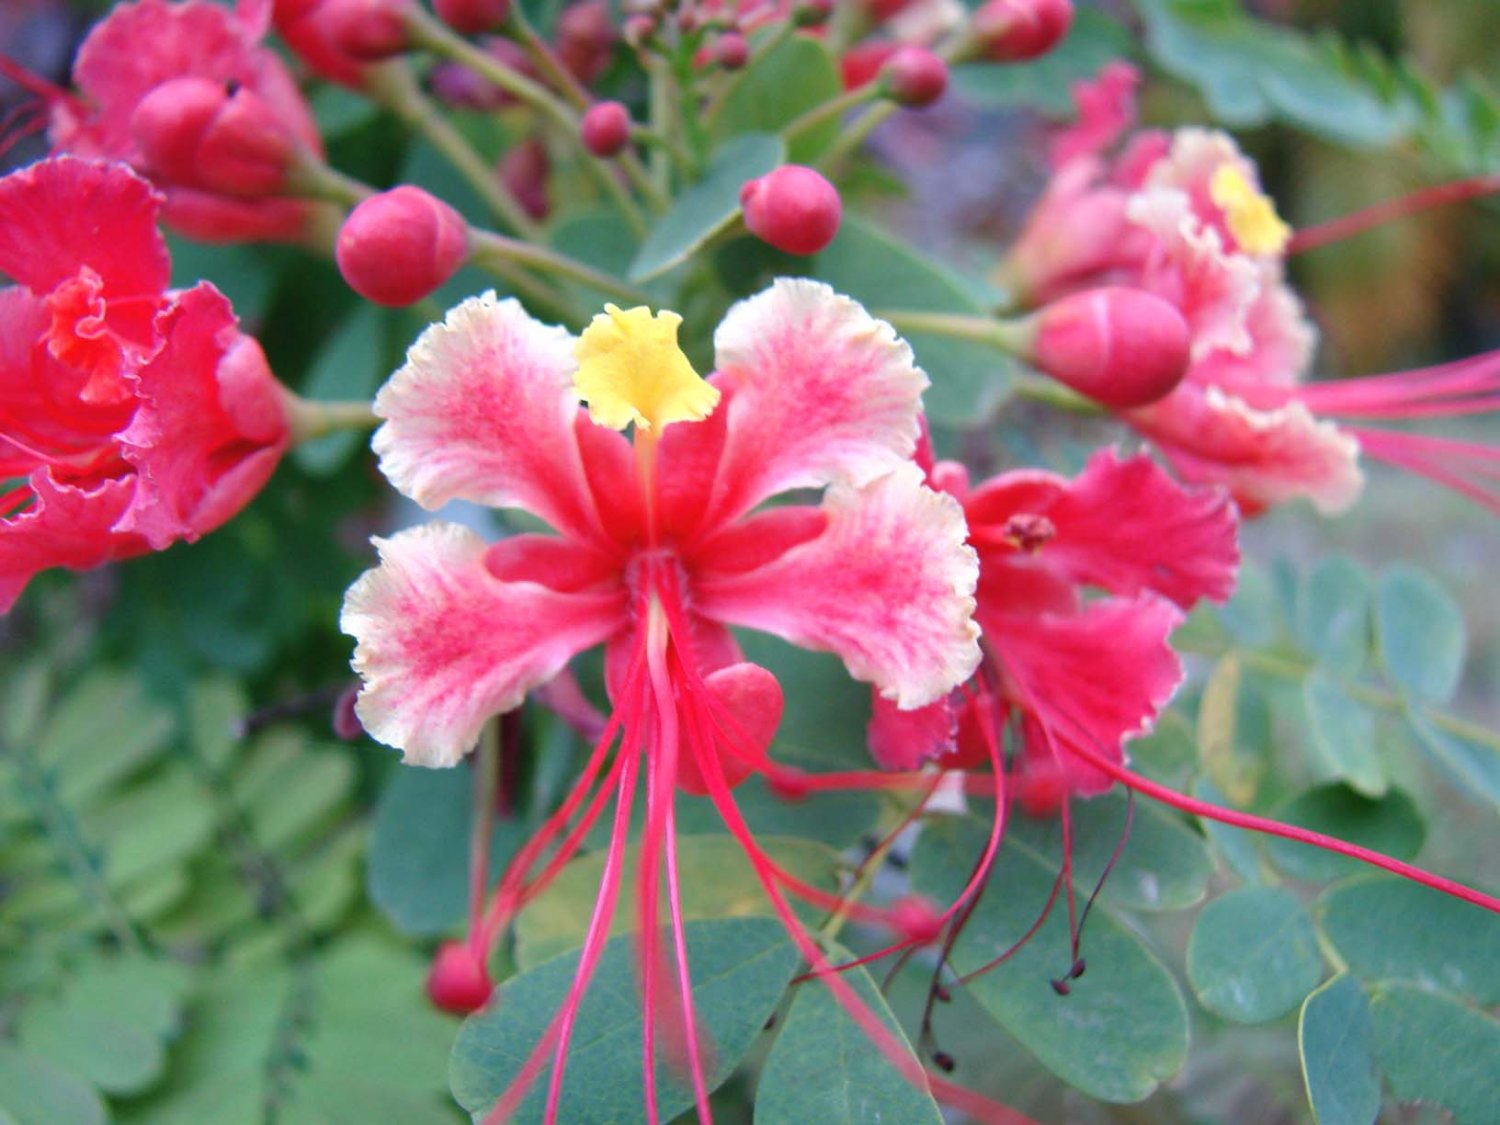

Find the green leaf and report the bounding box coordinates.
[551,211,643,308]
[367,764,528,937]
[1405,711,1500,812]
[1005,791,1214,913]
[16,1001,167,1097]
[451,917,800,1123]
[0,1047,107,1125]
[629,134,786,282]
[713,35,842,162]
[1187,886,1323,1024]
[814,217,1014,424]
[1297,555,1371,677]
[514,834,840,969]
[911,817,1188,1102]
[1300,672,1386,797]
[1370,983,1500,1124]
[291,305,385,476]
[755,949,942,1125]
[1299,974,1380,1125]
[951,10,1133,114]
[1374,565,1466,704]
[1261,784,1424,884]
[1318,878,1500,1004]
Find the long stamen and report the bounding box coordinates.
[1288,174,1500,254]
[664,791,714,1122]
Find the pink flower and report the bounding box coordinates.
[0,157,289,610]
[342,280,993,1117]
[46,0,323,242]
[870,447,1240,812]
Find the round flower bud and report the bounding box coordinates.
[880,46,948,108]
[740,165,842,256]
[132,78,295,197]
[320,0,414,61]
[841,42,898,90]
[556,1,617,85]
[434,0,510,34]
[497,139,550,221]
[336,186,469,306]
[713,31,749,71]
[580,100,631,158]
[1027,287,1190,408]
[972,0,1074,63]
[426,941,493,1014]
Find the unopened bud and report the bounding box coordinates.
[434,0,510,34]
[429,38,537,110]
[713,31,749,70]
[556,1,617,85]
[336,186,468,306]
[426,940,493,1014]
[580,100,631,158]
[888,894,945,945]
[623,13,656,48]
[740,165,842,256]
[1026,287,1190,409]
[332,683,364,740]
[841,42,898,90]
[320,0,414,61]
[880,46,948,108]
[497,139,550,221]
[132,78,294,197]
[972,0,1074,62]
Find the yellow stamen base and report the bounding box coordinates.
[1210,165,1291,257]
[573,304,720,432]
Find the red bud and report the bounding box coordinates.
[132,78,294,197]
[433,0,510,34]
[497,139,550,221]
[972,0,1074,62]
[1028,287,1190,408]
[888,895,945,945]
[556,1,616,85]
[713,31,749,71]
[336,186,468,306]
[740,165,842,256]
[320,0,413,61]
[841,42,899,90]
[579,100,631,158]
[881,46,948,108]
[426,941,493,1014]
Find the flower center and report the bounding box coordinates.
[44,267,134,406]
[572,304,720,433]
[1209,165,1291,257]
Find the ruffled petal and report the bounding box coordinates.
[116,283,288,547]
[0,470,145,612]
[993,596,1184,796]
[695,462,980,709]
[965,449,1240,610]
[0,156,170,298]
[701,279,927,527]
[867,693,955,771]
[342,523,628,767]
[372,292,617,546]
[1128,384,1364,516]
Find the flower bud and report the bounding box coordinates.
[880,46,948,108]
[580,100,631,158]
[429,38,537,110]
[972,0,1074,62]
[336,186,468,306]
[434,0,510,34]
[1026,287,1190,409]
[865,0,914,22]
[712,31,749,70]
[332,683,364,740]
[320,0,413,61]
[556,1,617,85]
[497,139,550,221]
[841,42,898,90]
[888,894,944,945]
[740,165,842,256]
[622,13,656,48]
[426,941,493,1014]
[132,78,295,198]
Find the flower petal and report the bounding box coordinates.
[1129,384,1364,516]
[867,693,956,771]
[703,278,927,525]
[0,470,145,612]
[372,292,619,546]
[965,448,1240,610]
[342,522,627,767]
[695,462,980,709]
[994,596,1184,796]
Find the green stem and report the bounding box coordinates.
[817,100,896,171]
[701,19,793,134]
[506,3,592,111]
[784,83,882,146]
[877,308,1019,348]
[470,230,653,305]
[283,392,380,444]
[468,719,501,934]
[364,61,542,239]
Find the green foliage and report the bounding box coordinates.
[1298,974,1380,1125]
[1187,886,1323,1024]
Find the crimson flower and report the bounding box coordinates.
[0,156,289,610]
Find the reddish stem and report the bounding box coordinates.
[1289,175,1500,254]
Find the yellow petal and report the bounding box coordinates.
[1210,165,1291,257]
[573,304,720,432]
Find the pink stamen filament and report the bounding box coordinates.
[1289,174,1500,254]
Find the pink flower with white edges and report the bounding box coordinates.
[870,447,1240,812]
[341,279,990,1118]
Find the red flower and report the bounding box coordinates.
[0,157,289,610]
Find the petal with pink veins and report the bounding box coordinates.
[695,462,980,709]
[342,522,628,767]
[703,279,928,527]
[373,292,618,547]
